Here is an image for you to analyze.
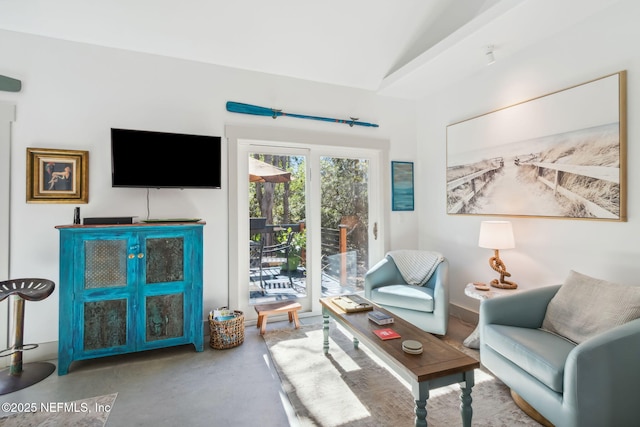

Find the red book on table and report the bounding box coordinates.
[373,328,401,340]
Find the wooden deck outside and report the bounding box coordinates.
[249,265,361,305]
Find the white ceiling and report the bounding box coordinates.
[0,0,625,99]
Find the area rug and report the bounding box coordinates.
[0,393,117,427]
[263,323,540,426]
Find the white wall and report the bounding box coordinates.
[0,29,418,349]
[11,0,635,350]
[417,0,640,313]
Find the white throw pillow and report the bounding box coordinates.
[542,270,640,344]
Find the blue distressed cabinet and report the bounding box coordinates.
[56,222,204,375]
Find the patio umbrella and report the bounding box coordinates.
[249,157,292,183]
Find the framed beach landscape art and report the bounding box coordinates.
[446,71,626,221]
[391,161,414,211]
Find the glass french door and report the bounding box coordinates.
[318,154,372,296]
[248,150,309,306]
[227,125,385,320]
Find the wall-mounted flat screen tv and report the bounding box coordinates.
[111,128,222,189]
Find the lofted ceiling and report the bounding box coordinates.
[0,0,625,99]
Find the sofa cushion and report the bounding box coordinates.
[370,284,434,312]
[542,270,640,344]
[484,324,575,393]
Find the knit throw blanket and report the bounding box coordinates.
[387,250,444,286]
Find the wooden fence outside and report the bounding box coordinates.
[321,225,350,284]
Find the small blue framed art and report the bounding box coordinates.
[391,161,414,211]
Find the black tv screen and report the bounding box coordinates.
[111,128,222,189]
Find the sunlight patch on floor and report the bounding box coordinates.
[270,329,371,426]
[334,323,411,389]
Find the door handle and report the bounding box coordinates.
[373,222,378,240]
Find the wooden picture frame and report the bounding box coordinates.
[391,161,414,211]
[26,147,89,203]
[446,71,626,221]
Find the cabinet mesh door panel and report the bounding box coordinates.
[146,237,184,284]
[83,299,127,350]
[84,240,128,289]
[146,293,184,341]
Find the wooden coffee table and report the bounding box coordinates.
[320,297,479,427]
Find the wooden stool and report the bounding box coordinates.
[254,301,301,335]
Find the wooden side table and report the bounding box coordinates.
[463,283,518,349]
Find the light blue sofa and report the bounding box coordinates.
[480,285,640,427]
[364,255,449,335]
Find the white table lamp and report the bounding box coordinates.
[478,220,517,289]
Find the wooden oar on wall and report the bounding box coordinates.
[0,75,22,92]
[226,101,379,128]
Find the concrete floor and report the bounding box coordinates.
[0,315,474,426]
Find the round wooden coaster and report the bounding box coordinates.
[402,340,423,354]
[402,340,422,350]
[473,282,490,291]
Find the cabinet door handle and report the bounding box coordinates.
[128,254,135,259]
[137,253,145,259]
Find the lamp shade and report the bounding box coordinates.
[478,221,515,249]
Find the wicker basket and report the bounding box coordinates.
[209,310,245,349]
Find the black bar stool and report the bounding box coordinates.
[0,278,55,395]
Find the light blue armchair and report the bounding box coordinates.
[364,255,449,335]
[480,285,640,427]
